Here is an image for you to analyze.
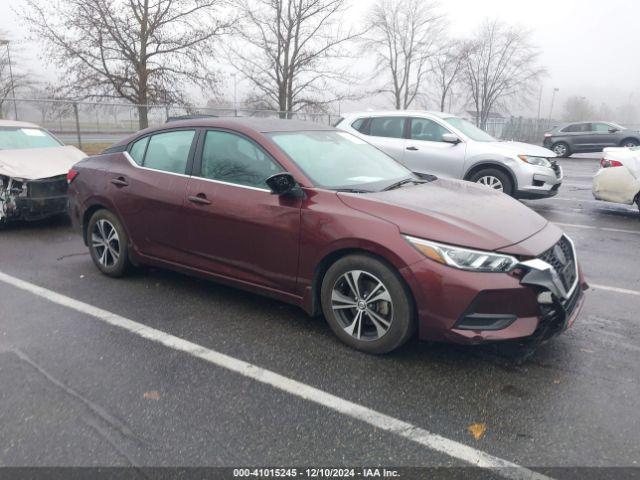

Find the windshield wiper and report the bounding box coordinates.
[335,188,372,193]
[383,178,429,191]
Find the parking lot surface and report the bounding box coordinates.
[1,157,639,476]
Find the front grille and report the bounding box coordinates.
[550,160,561,178]
[538,236,577,293]
[28,175,68,198]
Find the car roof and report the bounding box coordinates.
[111,117,336,148]
[341,110,457,120]
[0,119,42,128]
[160,117,334,133]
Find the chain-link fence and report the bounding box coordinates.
[1,98,340,151]
[2,98,638,152]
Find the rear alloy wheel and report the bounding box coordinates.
[469,168,513,196]
[87,209,130,277]
[321,255,415,354]
[552,142,571,158]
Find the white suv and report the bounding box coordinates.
[336,111,562,199]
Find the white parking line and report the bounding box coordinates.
[0,271,551,480]
[555,222,640,236]
[589,284,640,297]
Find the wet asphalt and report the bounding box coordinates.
[0,157,639,474]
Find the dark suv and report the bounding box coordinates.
[544,121,640,157]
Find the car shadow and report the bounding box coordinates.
[0,214,71,232]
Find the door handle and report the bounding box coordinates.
[406,146,419,151]
[188,194,212,205]
[110,177,129,187]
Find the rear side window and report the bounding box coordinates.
[129,137,148,165]
[142,130,195,174]
[369,117,405,139]
[561,123,589,133]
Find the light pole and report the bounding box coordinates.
[231,73,238,117]
[0,39,18,120]
[547,87,559,127]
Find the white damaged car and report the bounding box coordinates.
[593,146,640,211]
[0,120,86,226]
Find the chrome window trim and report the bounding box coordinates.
[123,151,191,178]
[123,152,271,193]
[192,176,271,193]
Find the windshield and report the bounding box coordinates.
[442,117,497,142]
[268,130,415,191]
[0,127,63,150]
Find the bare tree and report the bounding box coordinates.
[463,20,544,129]
[29,84,74,124]
[563,96,595,122]
[22,0,233,128]
[363,0,444,110]
[229,0,361,117]
[0,33,32,118]
[430,40,471,112]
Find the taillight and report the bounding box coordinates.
[67,169,79,184]
[600,158,623,168]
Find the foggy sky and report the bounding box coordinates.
[1,0,639,118]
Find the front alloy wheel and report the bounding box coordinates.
[477,175,504,192]
[331,270,393,341]
[321,254,415,354]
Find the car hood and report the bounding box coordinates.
[483,141,556,158]
[0,145,86,180]
[338,178,549,252]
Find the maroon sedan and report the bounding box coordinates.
[67,119,587,354]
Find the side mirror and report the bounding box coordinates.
[608,128,619,133]
[442,133,461,144]
[266,172,302,196]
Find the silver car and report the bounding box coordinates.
[336,111,562,199]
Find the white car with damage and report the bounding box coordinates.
[0,120,86,226]
[593,146,640,211]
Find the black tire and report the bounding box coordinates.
[320,254,416,354]
[469,168,514,196]
[551,142,571,158]
[87,209,130,277]
[621,138,639,148]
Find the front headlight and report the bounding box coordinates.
[518,155,552,168]
[404,235,519,272]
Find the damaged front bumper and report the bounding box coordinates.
[1,175,69,223]
[518,235,587,341]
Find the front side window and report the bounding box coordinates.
[591,122,614,132]
[368,117,405,139]
[351,118,367,133]
[142,130,195,174]
[200,130,282,189]
[268,130,412,191]
[0,127,62,150]
[409,118,451,142]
